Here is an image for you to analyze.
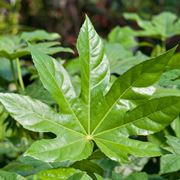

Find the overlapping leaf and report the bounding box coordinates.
[0,16,180,164]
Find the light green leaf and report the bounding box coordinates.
[105,43,148,74]
[124,12,180,39]
[0,103,8,139]
[77,15,110,133]
[33,168,92,180]
[25,42,73,55]
[166,135,180,155]
[159,69,180,87]
[20,30,60,42]
[153,88,180,98]
[160,136,180,174]
[171,117,180,138]
[29,45,76,112]
[168,53,180,69]
[160,154,180,174]
[0,93,93,162]
[95,136,161,162]
[108,26,137,49]
[24,80,54,105]
[0,170,25,180]
[125,172,148,180]
[0,34,72,60]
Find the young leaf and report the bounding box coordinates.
[0,16,179,164]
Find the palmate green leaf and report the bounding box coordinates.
[0,16,180,164]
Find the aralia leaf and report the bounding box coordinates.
[0,16,179,164]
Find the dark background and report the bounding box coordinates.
[1,0,180,46]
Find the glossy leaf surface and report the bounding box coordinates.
[33,168,91,180]
[0,16,179,164]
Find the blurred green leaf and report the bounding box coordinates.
[33,168,92,180]
[0,170,25,180]
[20,30,60,42]
[160,136,180,174]
[105,43,148,74]
[108,26,137,49]
[124,12,180,39]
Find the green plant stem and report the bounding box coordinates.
[16,58,25,91]
[10,60,19,91]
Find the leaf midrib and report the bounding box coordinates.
[92,56,168,135]
[11,101,84,136]
[35,57,86,134]
[87,19,91,134]
[28,138,86,154]
[92,83,133,135]
[94,98,180,136]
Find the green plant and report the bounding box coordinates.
[0,16,180,178]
